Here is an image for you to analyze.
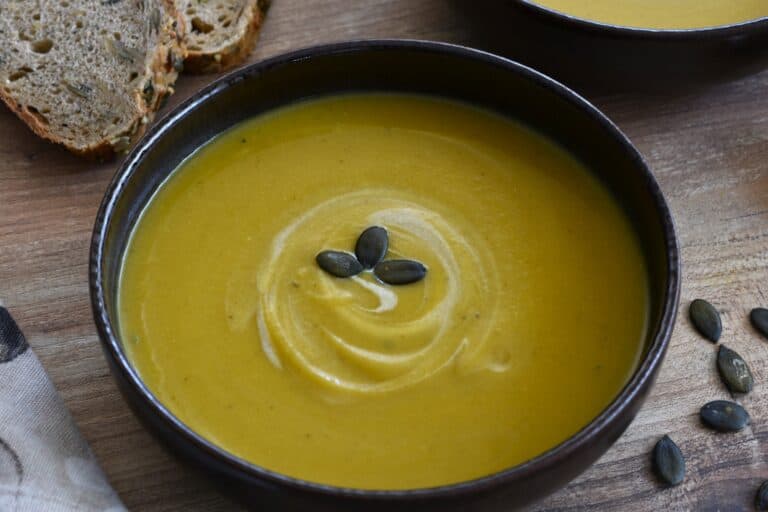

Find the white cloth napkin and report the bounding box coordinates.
[0,306,126,511]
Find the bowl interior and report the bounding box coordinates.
[94,41,677,492]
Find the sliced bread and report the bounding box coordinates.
[178,0,269,74]
[0,0,185,159]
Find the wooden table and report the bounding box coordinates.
[2,1,767,510]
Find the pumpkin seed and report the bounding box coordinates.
[62,80,92,99]
[355,226,388,269]
[750,307,768,340]
[700,400,750,432]
[149,7,161,33]
[756,481,768,511]
[171,52,185,73]
[374,259,427,285]
[316,251,363,278]
[689,299,722,342]
[105,37,143,64]
[142,80,154,105]
[652,435,685,486]
[717,345,754,394]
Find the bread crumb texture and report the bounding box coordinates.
[181,0,269,73]
[0,0,185,158]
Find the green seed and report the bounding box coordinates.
[355,226,388,269]
[700,400,750,432]
[652,435,685,486]
[374,259,427,285]
[316,251,363,278]
[689,299,722,342]
[717,345,754,394]
[750,308,768,340]
[756,481,768,511]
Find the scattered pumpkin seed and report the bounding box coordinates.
[316,251,363,278]
[756,481,768,511]
[717,345,754,394]
[374,259,427,285]
[700,400,750,432]
[689,299,722,342]
[355,226,388,269]
[750,307,768,340]
[652,435,685,486]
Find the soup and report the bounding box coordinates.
[529,0,767,29]
[119,94,649,490]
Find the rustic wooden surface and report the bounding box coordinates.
[1,1,767,510]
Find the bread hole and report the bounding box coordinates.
[129,71,138,82]
[186,8,196,15]
[222,20,232,28]
[76,20,83,29]
[114,32,121,41]
[9,67,34,81]
[188,44,202,51]
[18,31,32,42]
[31,39,54,54]
[32,13,41,21]
[191,17,214,34]
[41,107,51,114]
[61,1,70,7]
[26,106,49,125]
[218,14,228,22]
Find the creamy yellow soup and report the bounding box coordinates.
[530,0,767,29]
[119,94,649,490]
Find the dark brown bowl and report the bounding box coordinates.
[454,1,768,92]
[90,40,681,510]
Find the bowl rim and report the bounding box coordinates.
[514,0,768,39]
[90,39,681,500]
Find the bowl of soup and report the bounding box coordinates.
[468,1,768,90]
[90,40,680,510]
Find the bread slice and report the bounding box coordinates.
[0,0,185,159]
[179,0,269,74]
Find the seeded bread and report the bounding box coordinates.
[0,0,185,159]
[179,0,269,74]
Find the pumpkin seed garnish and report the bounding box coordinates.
[689,299,722,342]
[374,259,427,285]
[717,345,754,394]
[652,435,685,486]
[355,226,388,269]
[750,307,768,340]
[756,481,768,511]
[315,251,363,278]
[316,226,426,285]
[700,400,750,432]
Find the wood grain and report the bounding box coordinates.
[1,1,767,510]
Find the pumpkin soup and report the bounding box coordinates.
[119,94,649,489]
[529,0,767,29]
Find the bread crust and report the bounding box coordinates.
[182,0,269,74]
[0,0,186,160]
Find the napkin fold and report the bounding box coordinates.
[0,306,126,511]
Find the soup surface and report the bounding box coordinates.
[119,94,649,489]
[529,0,767,29]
